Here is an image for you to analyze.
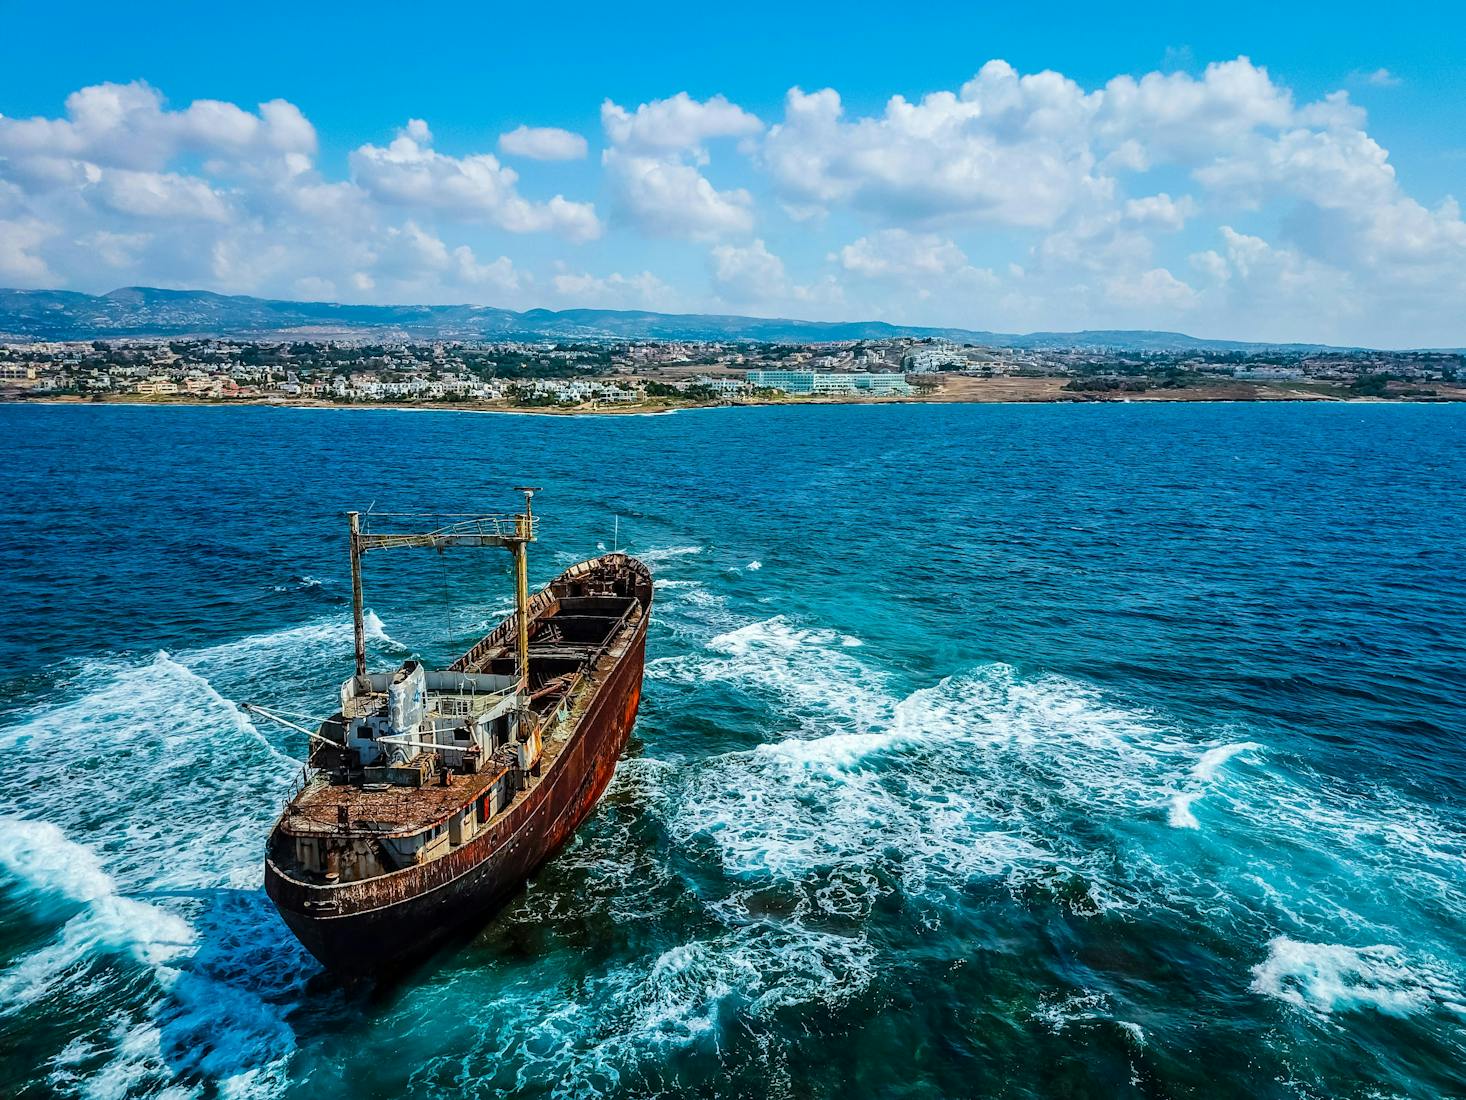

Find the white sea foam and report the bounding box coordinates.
[635,545,704,568]
[0,612,441,1097]
[0,818,114,907]
[270,574,324,593]
[73,995,292,1100]
[1168,792,1203,830]
[662,582,730,620]
[157,651,298,766]
[0,652,297,893]
[0,822,194,1012]
[1031,989,1147,1065]
[647,577,737,644]
[1193,741,1262,782]
[651,616,890,736]
[647,600,1466,987]
[1167,741,1262,830]
[1033,990,1110,1033]
[0,793,301,1097]
[1250,937,1465,1019]
[183,610,408,686]
[7,590,1465,1095]
[408,923,873,1099]
[408,749,880,1088]
[647,662,1179,912]
[745,560,762,571]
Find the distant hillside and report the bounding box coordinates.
[0,286,1351,352]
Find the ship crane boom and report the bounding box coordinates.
[241,703,336,746]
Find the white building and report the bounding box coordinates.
[903,341,968,372]
[693,376,747,397]
[1233,366,1305,381]
[745,370,913,395]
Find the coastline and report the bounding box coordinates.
[6,376,1465,416]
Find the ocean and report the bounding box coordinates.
[1,401,1463,1099]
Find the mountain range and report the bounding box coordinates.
[0,286,1355,352]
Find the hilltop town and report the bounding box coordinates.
[2,336,1463,410]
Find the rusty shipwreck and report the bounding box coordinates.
[256,491,652,973]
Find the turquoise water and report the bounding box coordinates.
[1,402,1463,1098]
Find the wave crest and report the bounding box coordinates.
[1251,937,1466,1019]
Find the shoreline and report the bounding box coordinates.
[5,380,1465,416]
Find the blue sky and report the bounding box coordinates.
[2,0,1464,345]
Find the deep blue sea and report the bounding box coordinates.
[1,401,1463,1099]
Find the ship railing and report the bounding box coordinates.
[282,760,320,809]
[359,513,538,546]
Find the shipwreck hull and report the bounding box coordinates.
[264,555,649,973]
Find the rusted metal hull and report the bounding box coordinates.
[264,557,649,974]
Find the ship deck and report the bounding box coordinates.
[283,762,513,837]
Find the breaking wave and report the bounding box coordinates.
[0,612,384,1097]
[491,587,1466,1088]
[0,882,194,1015]
[646,660,1181,911]
[649,616,890,736]
[0,820,301,1100]
[638,597,1466,1025]
[1251,937,1466,1019]
[1167,741,1262,829]
[0,817,115,909]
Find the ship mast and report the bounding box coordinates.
[346,496,540,693]
[349,510,368,686]
[512,487,536,693]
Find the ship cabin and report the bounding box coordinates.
[335,662,521,778]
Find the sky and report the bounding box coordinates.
[1,1,1464,347]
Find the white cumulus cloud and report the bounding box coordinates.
[710,238,788,300]
[0,218,56,284]
[1104,267,1197,311]
[835,229,970,278]
[601,93,762,153]
[350,121,601,241]
[498,125,589,161]
[603,148,754,239]
[764,66,1104,228]
[600,92,761,241]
